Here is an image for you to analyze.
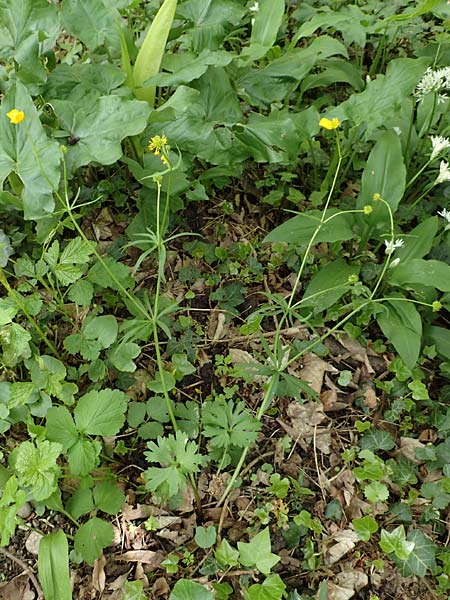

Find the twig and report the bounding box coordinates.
[0,547,44,599]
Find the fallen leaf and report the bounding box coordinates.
[122,503,154,521]
[337,333,375,374]
[0,574,34,600]
[92,554,106,593]
[396,437,425,463]
[324,529,359,566]
[153,576,170,597]
[118,550,163,567]
[335,571,368,592]
[326,582,355,600]
[294,353,338,394]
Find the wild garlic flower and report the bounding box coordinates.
[0,230,13,267]
[415,66,450,103]
[384,238,404,255]
[389,258,401,268]
[438,208,450,229]
[430,135,450,160]
[249,1,259,11]
[435,160,450,184]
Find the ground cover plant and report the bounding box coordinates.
[1,0,450,598]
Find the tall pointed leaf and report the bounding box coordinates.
[38,530,72,600]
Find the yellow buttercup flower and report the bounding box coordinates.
[6,109,25,124]
[363,205,373,215]
[148,134,170,166]
[319,117,340,130]
[373,193,381,202]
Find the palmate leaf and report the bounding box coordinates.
[0,81,61,220]
[10,440,62,501]
[202,399,260,449]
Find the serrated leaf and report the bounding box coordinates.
[238,528,280,574]
[60,237,94,265]
[46,406,78,452]
[67,279,94,306]
[68,439,100,476]
[10,440,61,501]
[202,399,260,449]
[38,530,72,600]
[74,388,128,436]
[74,517,114,565]
[66,487,94,520]
[109,342,140,372]
[83,315,118,348]
[364,481,389,503]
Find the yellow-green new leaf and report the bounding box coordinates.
[133,0,178,106]
[38,530,72,600]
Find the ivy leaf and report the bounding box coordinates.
[194,525,217,549]
[394,529,436,577]
[10,440,61,501]
[246,574,286,600]
[360,429,395,451]
[237,528,280,575]
[202,399,260,449]
[74,517,114,565]
[169,580,214,600]
[0,81,61,219]
[74,388,128,436]
[380,525,415,561]
[215,539,239,568]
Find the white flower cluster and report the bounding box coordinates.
[430,135,450,160]
[438,208,450,230]
[436,160,450,184]
[415,66,450,103]
[384,239,404,255]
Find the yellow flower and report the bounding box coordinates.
[6,109,25,124]
[373,193,381,202]
[347,274,359,284]
[148,134,170,166]
[363,205,373,215]
[432,300,442,312]
[319,117,340,130]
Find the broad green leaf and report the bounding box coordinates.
[83,315,118,348]
[386,0,442,21]
[46,406,78,452]
[301,259,358,313]
[122,580,147,600]
[388,258,450,292]
[246,574,286,600]
[374,299,422,368]
[365,481,389,503]
[88,256,134,291]
[68,439,100,476]
[264,209,355,245]
[169,580,214,600]
[194,525,217,549]
[380,525,414,561]
[215,538,239,568]
[52,95,150,173]
[38,530,71,600]
[66,487,94,520]
[74,517,114,565]
[395,217,438,263]
[68,279,94,306]
[133,0,178,105]
[335,58,429,135]
[360,429,395,451]
[45,63,126,100]
[241,0,285,61]
[424,325,450,361]
[394,529,436,577]
[238,528,280,574]
[93,481,125,515]
[74,389,128,436]
[357,130,406,223]
[0,0,60,89]
[0,82,61,220]
[301,59,364,93]
[353,515,378,542]
[109,342,141,372]
[61,0,121,54]
[150,49,233,87]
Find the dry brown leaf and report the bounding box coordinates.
[337,334,375,374]
[228,348,267,384]
[361,385,378,409]
[293,353,338,394]
[122,503,154,521]
[118,550,163,567]
[281,401,331,453]
[0,574,34,600]
[325,582,355,600]
[335,571,368,592]
[396,437,425,463]
[153,576,170,597]
[324,529,359,566]
[92,554,106,593]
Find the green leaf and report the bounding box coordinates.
[424,325,450,361]
[38,530,72,600]
[122,580,147,600]
[68,439,101,476]
[133,0,178,105]
[353,515,378,542]
[194,525,217,549]
[169,580,214,600]
[374,298,422,369]
[238,528,280,575]
[395,217,438,263]
[109,342,141,372]
[61,0,121,54]
[264,209,355,245]
[74,517,114,565]
[67,280,94,306]
[394,529,436,577]
[88,256,134,291]
[380,525,415,561]
[202,399,260,450]
[246,574,286,600]
[0,81,61,220]
[52,95,151,173]
[360,429,395,451]
[10,440,61,501]
[301,259,358,313]
[66,487,94,520]
[93,481,125,515]
[74,388,128,436]
[83,315,118,349]
[46,406,79,452]
[0,476,27,546]
[241,0,285,61]
[357,130,406,223]
[389,258,450,292]
[365,481,389,503]
[215,538,240,568]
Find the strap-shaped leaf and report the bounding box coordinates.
[38,530,72,600]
